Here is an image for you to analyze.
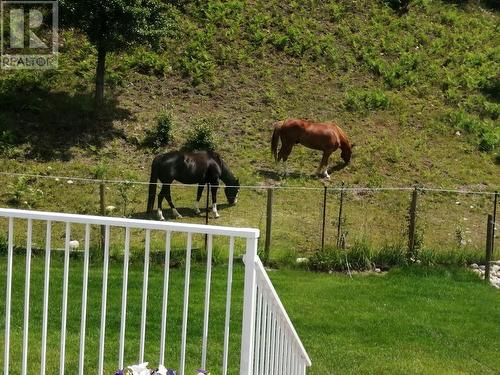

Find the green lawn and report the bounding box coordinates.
[0,256,499,374]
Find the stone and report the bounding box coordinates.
[471,263,479,269]
[374,268,381,273]
[69,240,79,250]
[296,257,309,264]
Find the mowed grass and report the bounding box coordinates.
[0,256,499,374]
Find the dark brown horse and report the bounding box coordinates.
[147,150,239,220]
[271,119,353,179]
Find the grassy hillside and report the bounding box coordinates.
[0,0,498,258]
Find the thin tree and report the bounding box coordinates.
[59,0,170,106]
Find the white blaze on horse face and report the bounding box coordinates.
[172,208,182,219]
[212,203,220,218]
[157,209,166,221]
[194,201,201,215]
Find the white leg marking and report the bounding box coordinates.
[172,208,182,219]
[212,204,220,218]
[157,209,166,221]
[194,201,201,215]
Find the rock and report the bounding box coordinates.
[296,257,309,264]
[479,265,486,270]
[69,240,79,250]
[471,263,479,269]
[105,205,116,213]
[374,268,381,273]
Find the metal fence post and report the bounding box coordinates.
[240,235,258,375]
[264,188,274,263]
[408,186,419,258]
[336,182,345,248]
[485,214,494,282]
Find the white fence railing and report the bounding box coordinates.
[0,208,311,375]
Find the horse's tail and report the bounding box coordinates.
[271,121,283,162]
[147,158,159,213]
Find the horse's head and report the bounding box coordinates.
[224,179,240,205]
[341,143,354,164]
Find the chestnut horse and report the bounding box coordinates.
[271,118,353,179]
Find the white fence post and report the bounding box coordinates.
[240,235,258,375]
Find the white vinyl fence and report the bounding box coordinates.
[0,208,311,375]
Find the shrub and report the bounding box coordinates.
[345,89,390,112]
[154,110,174,148]
[184,119,217,151]
[126,49,171,76]
[444,110,498,152]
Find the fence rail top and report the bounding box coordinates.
[0,208,260,238]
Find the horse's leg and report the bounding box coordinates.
[210,183,220,218]
[194,183,204,215]
[278,143,293,177]
[317,150,333,179]
[163,184,182,219]
[156,185,167,221]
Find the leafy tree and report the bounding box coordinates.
[59,0,170,106]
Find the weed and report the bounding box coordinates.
[7,176,44,209]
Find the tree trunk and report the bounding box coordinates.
[95,46,106,108]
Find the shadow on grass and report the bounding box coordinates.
[131,202,234,221]
[0,75,130,161]
[256,168,313,180]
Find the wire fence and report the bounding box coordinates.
[0,172,497,262]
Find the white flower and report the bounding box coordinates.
[128,362,150,375]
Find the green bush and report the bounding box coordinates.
[154,110,174,148]
[184,119,217,151]
[345,89,390,112]
[445,110,498,151]
[125,50,171,76]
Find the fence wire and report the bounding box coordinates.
[0,172,497,261]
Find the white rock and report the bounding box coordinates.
[67,180,74,184]
[69,240,79,249]
[374,268,381,273]
[296,257,309,264]
[105,205,116,213]
[471,263,479,269]
[479,265,486,270]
